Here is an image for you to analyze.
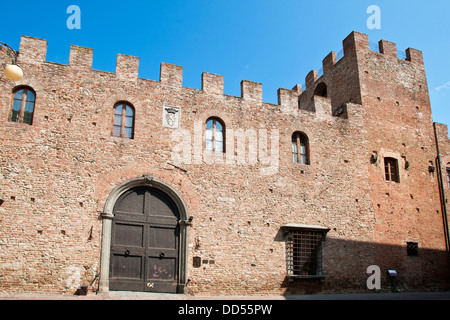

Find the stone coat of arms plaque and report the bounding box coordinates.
[162,105,180,129]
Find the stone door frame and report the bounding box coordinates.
[98,175,189,293]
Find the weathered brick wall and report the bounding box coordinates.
[354,33,449,290]
[0,32,448,295]
[435,122,450,275]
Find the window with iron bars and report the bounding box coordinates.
[285,229,326,276]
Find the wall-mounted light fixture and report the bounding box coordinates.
[1,42,23,81]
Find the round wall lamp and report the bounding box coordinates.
[1,42,23,81]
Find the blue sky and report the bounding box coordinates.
[1,0,449,128]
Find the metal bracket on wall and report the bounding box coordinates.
[179,216,194,226]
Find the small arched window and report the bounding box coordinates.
[292,132,309,165]
[10,87,36,125]
[206,117,225,152]
[113,102,135,139]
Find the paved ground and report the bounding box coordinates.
[1,290,449,300]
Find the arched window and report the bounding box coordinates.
[10,87,36,125]
[206,117,225,152]
[292,132,309,165]
[314,82,327,97]
[113,102,135,139]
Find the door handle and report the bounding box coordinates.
[159,252,165,259]
[124,250,130,256]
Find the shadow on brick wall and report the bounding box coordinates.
[275,234,450,295]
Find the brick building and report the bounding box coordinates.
[0,31,449,295]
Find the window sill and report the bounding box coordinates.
[384,180,400,184]
[287,275,326,281]
[111,135,135,141]
[292,162,310,167]
[5,121,33,128]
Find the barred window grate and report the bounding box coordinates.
[286,230,325,276]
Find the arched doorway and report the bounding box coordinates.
[98,175,189,294]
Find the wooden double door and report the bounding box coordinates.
[110,186,180,293]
